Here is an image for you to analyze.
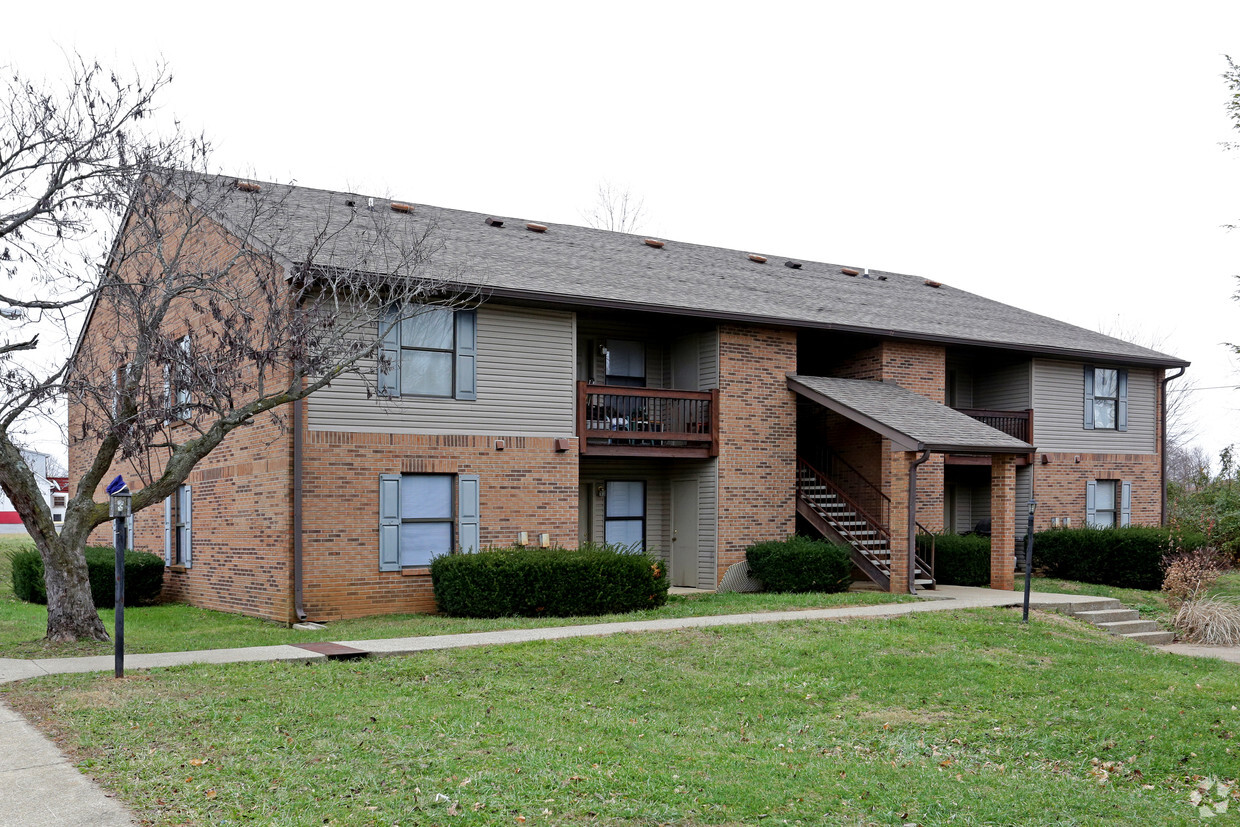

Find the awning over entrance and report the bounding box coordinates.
[787,373,1035,454]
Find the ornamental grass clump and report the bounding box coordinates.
[1170,596,1240,645]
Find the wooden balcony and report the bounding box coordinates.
[949,407,1034,464]
[577,381,719,458]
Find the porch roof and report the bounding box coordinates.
[788,374,1035,454]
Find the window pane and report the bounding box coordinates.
[1093,399,1116,429]
[605,518,644,551]
[400,350,453,396]
[402,307,454,349]
[1093,510,1116,528]
[606,481,645,518]
[1094,480,1116,510]
[399,521,451,566]
[606,339,645,379]
[1094,368,1117,399]
[401,475,453,518]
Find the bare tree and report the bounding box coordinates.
[2,61,465,641]
[581,181,648,233]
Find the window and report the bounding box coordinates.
[604,480,646,551]
[604,339,646,387]
[1083,366,1128,431]
[1086,479,1131,528]
[378,305,477,400]
[163,484,192,567]
[163,335,193,421]
[378,473,480,571]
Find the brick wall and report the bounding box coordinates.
[300,431,578,620]
[717,324,797,581]
[990,455,1016,589]
[1031,452,1162,529]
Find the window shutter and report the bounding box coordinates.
[1120,481,1132,527]
[182,485,193,568]
[458,474,480,553]
[1085,480,1097,525]
[455,310,477,401]
[378,474,401,571]
[378,306,400,397]
[1082,366,1095,429]
[125,513,135,552]
[111,368,119,417]
[163,497,172,565]
[1116,369,1128,432]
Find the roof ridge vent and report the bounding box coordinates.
[526,222,548,233]
[644,238,665,249]
[485,217,504,228]
[234,180,261,193]
[784,260,802,270]
[748,254,767,264]
[841,267,860,277]
[390,202,413,214]
[924,279,942,288]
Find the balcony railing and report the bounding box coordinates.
[577,381,719,458]
[954,407,1033,445]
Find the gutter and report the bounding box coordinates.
[293,390,307,622]
[907,448,931,595]
[1160,366,1186,526]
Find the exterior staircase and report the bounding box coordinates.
[1066,599,1174,645]
[795,458,935,592]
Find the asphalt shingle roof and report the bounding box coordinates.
[788,374,1035,454]
[180,173,1187,368]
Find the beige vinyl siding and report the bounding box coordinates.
[580,457,718,589]
[307,304,575,435]
[1031,359,1157,453]
[577,318,718,391]
[697,328,719,390]
[974,361,1031,410]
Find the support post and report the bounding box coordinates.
[1022,499,1036,623]
[107,476,131,679]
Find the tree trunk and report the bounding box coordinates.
[39,534,109,642]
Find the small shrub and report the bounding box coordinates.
[1032,526,1208,591]
[916,533,991,586]
[1161,547,1231,603]
[745,536,851,593]
[1170,596,1240,645]
[10,546,165,607]
[431,543,668,618]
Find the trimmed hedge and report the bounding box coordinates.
[430,544,669,618]
[1032,526,1209,591]
[10,546,165,608]
[915,533,991,587]
[745,535,852,593]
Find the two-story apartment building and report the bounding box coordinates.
[71,174,1188,622]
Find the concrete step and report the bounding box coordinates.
[1098,619,1163,635]
[1074,609,1140,624]
[1125,630,1175,645]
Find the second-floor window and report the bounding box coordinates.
[1083,366,1128,431]
[605,339,646,387]
[379,305,477,400]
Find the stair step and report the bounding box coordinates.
[1097,620,1162,635]
[1124,630,1175,645]
[1075,609,1140,624]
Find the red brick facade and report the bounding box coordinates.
[1030,452,1162,530]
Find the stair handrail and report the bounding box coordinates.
[914,521,936,585]
[796,457,891,545]
[823,450,891,532]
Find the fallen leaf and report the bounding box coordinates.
[205,790,217,799]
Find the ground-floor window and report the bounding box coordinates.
[1087,479,1130,527]
[604,480,645,551]
[164,484,192,567]
[379,473,480,571]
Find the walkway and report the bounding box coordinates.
[0,585,1235,827]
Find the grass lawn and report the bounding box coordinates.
[5,609,1239,825]
[0,534,912,659]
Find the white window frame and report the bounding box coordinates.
[163,484,192,567]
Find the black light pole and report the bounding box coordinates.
[1021,499,1036,623]
[107,476,131,678]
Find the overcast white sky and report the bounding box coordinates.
[8,1,1240,465]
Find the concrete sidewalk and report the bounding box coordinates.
[0,585,1226,827]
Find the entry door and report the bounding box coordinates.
[671,479,699,588]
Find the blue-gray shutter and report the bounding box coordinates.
[1085,480,1097,525]
[181,485,192,568]
[1082,366,1095,430]
[378,306,400,397]
[378,474,401,571]
[455,310,477,401]
[163,497,172,565]
[1116,369,1128,432]
[458,474,480,553]
[1120,481,1132,527]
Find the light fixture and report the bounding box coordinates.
[516,531,528,546]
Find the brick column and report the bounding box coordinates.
[990,454,1016,590]
[886,449,912,593]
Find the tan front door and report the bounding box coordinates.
[671,479,699,588]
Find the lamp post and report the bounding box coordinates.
[1021,499,1036,623]
[106,475,131,677]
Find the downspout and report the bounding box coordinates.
[1160,366,1186,526]
[293,388,307,622]
[907,448,931,595]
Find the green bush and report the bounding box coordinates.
[916,533,991,586]
[1032,526,1208,591]
[430,543,669,618]
[745,535,852,593]
[10,546,165,607]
